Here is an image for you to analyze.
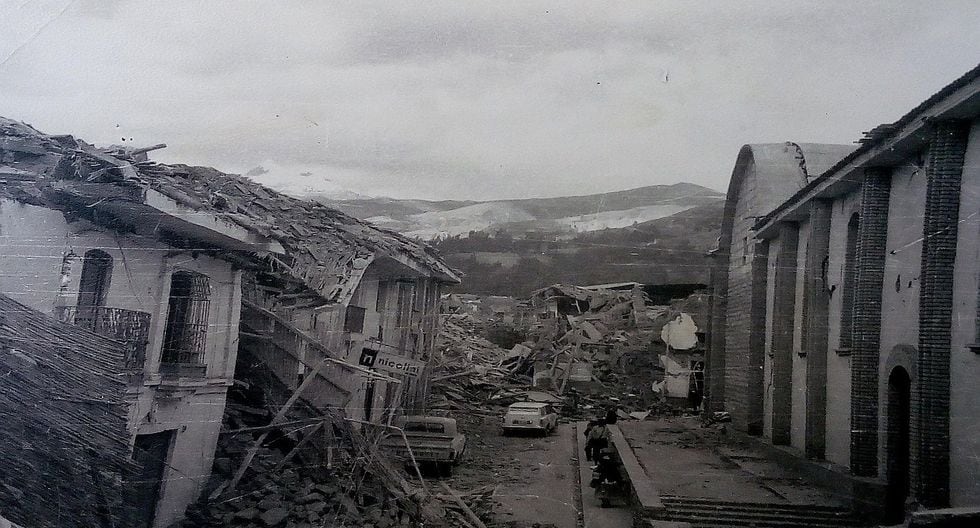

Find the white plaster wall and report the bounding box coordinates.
[0,200,86,311]
[0,199,241,378]
[138,389,229,528]
[0,199,242,527]
[877,162,925,472]
[791,219,811,451]
[824,192,861,468]
[949,119,980,506]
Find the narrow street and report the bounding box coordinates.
[445,413,580,528]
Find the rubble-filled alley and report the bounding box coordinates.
[164,281,708,528]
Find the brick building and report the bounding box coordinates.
[707,64,980,522]
[705,142,855,426]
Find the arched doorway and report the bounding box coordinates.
[885,366,911,523]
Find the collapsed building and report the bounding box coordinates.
[431,284,707,416]
[707,63,980,522]
[0,117,460,527]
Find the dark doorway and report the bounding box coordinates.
[885,366,911,523]
[363,380,376,422]
[130,430,175,528]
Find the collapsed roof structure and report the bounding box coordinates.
[0,294,133,528]
[0,116,459,304]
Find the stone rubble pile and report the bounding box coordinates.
[430,285,708,421]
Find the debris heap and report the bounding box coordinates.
[427,316,515,412]
[169,358,459,528]
[431,284,708,421]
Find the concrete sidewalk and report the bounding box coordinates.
[609,417,861,527]
[618,418,848,506]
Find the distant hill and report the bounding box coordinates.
[310,183,725,296]
[428,201,725,296]
[314,182,723,240]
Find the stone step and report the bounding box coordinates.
[661,495,850,514]
[658,509,856,526]
[647,515,861,528]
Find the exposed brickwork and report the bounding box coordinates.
[805,200,832,458]
[724,183,759,432]
[747,240,770,435]
[850,168,891,477]
[770,224,799,445]
[912,120,970,507]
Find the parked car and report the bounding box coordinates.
[501,402,559,435]
[380,416,466,476]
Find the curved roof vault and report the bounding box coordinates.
[718,142,856,254]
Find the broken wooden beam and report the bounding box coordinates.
[222,357,330,494]
[439,482,488,528]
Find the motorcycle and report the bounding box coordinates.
[589,447,625,507]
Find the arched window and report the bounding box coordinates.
[77,249,113,309]
[161,271,211,365]
[839,213,860,351]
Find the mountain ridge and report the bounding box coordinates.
[312,182,723,239]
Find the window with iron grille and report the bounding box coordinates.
[161,271,211,365]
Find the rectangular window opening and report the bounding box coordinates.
[161,271,211,366]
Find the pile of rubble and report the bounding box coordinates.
[170,360,499,528]
[427,316,518,412]
[431,283,708,421]
[520,285,666,414]
[171,403,442,527]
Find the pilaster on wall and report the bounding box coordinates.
[771,224,800,445]
[706,254,728,412]
[746,240,770,435]
[805,200,832,458]
[913,120,970,508]
[850,168,891,477]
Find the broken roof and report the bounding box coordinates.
[723,142,857,222]
[0,294,133,528]
[0,117,460,304]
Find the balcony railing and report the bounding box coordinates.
[54,305,152,370]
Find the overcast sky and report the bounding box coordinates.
[2,1,979,200]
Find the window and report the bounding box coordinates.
[376,281,390,341]
[839,214,860,352]
[344,305,366,334]
[363,380,375,422]
[77,250,113,309]
[161,271,210,365]
[404,422,445,434]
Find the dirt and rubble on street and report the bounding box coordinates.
[166,283,707,528]
[416,284,711,527]
[166,356,490,528]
